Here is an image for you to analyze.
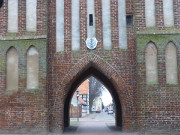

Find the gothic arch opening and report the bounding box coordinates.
[64,66,122,129]
[165,42,178,84]
[6,47,18,91]
[27,46,39,89]
[145,42,158,84]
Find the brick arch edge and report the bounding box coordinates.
[62,55,126,129]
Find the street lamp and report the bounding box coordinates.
[76,89,80,122]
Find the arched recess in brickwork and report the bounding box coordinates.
[6,47,18,91]
[145,42,158,84]
[27,46,39,89]
[165,42,178,84]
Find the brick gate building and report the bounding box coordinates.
[0,0,180,134]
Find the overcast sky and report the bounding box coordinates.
[101,87,112,106]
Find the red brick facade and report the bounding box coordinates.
[47,0,136,133]
[0,0,47,37]
[0,0,180,134]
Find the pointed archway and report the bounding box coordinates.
[64,66,122,128]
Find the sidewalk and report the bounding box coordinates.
[64,112,138,135]
[64,121,138,135]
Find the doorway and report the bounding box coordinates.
[63,67,122,133]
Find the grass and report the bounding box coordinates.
[70,121,80,125]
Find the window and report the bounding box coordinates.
[89,14,93,26]
[126,15,133,25]
[0,0,4,8]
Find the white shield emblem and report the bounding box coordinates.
[86,38,98,50]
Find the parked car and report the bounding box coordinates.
[96,110,101,113]
[108,110,113,114]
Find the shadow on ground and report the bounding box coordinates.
[64,126,78,134]
[107,125,122,132]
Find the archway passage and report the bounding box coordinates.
[64,67,122,130]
